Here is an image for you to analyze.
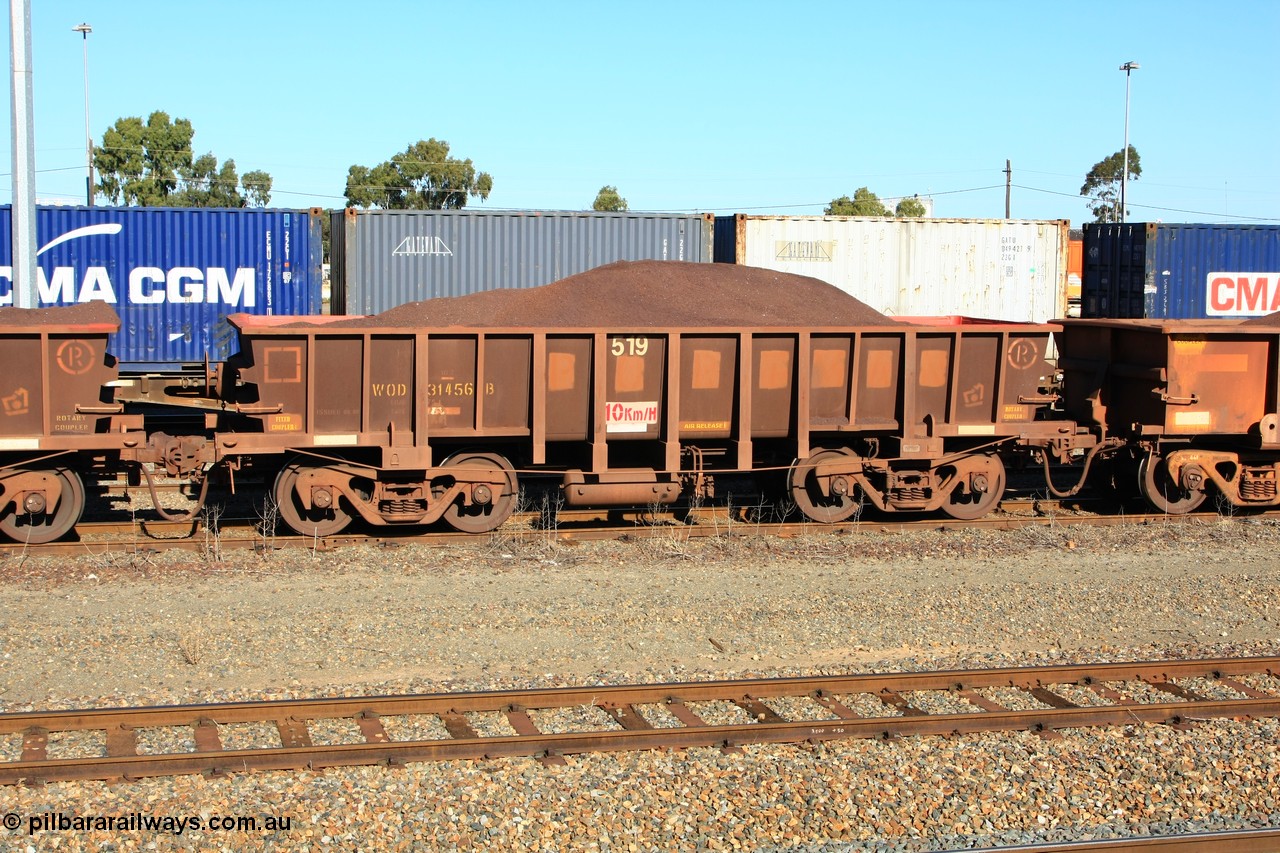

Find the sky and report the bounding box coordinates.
[3,0,1278,226]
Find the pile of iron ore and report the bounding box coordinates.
[326,260,895,328]
[0,301,119,327]
[1241,310,1280,326]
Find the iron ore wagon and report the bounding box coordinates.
[219,262,1067,535]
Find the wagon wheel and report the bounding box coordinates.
[788,449,862,524]
[941,454,1006,520]
[441,452,519,534]
[1138,453,1206,514]
[0,467,85,544]
[273,461,355,537]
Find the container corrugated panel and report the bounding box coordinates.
[0,206,324,368]
[332,209,715,315]
[1083,223,1280,319]
[1081,223,1148,318]
[714,215,1069,322]
[712,215,738,263]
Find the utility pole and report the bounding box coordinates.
[1004,160,1011,219]
[9,0,38,308]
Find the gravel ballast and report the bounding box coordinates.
[0,517,1278,850]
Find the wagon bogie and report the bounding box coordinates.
[268,451,519,536]
[1147,448,1280,511]
[791,450,1008,522]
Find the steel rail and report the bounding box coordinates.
[5,502,1272,558]
[975,827,1280,851]
[1,656,1276,785]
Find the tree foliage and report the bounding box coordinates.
[241,170,273,208]
[1081,146,1141,223]
[172,156,273,208]
[895,196,927,218]
[344,139,493,210]
[592,185,628,211]
[825,187,890,217]
[93,110,272,207]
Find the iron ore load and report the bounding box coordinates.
[1,260,1279,543]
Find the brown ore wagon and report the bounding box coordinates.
[222,262,1066,536]
[0,303,121,542]
[1056,317,1280,513]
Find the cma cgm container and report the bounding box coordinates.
[714,215,1069,322]
[0,206,324,369]
[1082,223,1280,319]
[331,209,714,315]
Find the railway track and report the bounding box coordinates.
[2,655,1277,786]
[982,829,1280,851]
[3,498,1270,558]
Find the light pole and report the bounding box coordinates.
[72,23,92,206]
[1119,61,1139,223]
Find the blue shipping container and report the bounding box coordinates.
[1083,223,1280,319]
[0,206,324,368]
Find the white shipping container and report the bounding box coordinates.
[715,215,1070,322]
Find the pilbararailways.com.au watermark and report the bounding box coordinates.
[5,811,293,836]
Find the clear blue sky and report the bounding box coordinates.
[4,0,1278,225]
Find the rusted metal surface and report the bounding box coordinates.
[224,316,1068,532]
[0,305,121,449]
[561,470,680,507]
[1057,318,1280,440]
[1057,319,1280,514]
[0,307,120,542]
[4,303,1277,544]
[0,656,1276,786]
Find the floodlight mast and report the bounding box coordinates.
[1119,61,1140,222]
[73,23,93,206]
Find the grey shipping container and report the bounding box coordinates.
[1083,222,1280,319]
[332,209,714,315]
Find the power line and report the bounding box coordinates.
[1012,183,1280,222]
[646,185,1008,215]
[10,163,1279,221]
[0,165,89,178]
